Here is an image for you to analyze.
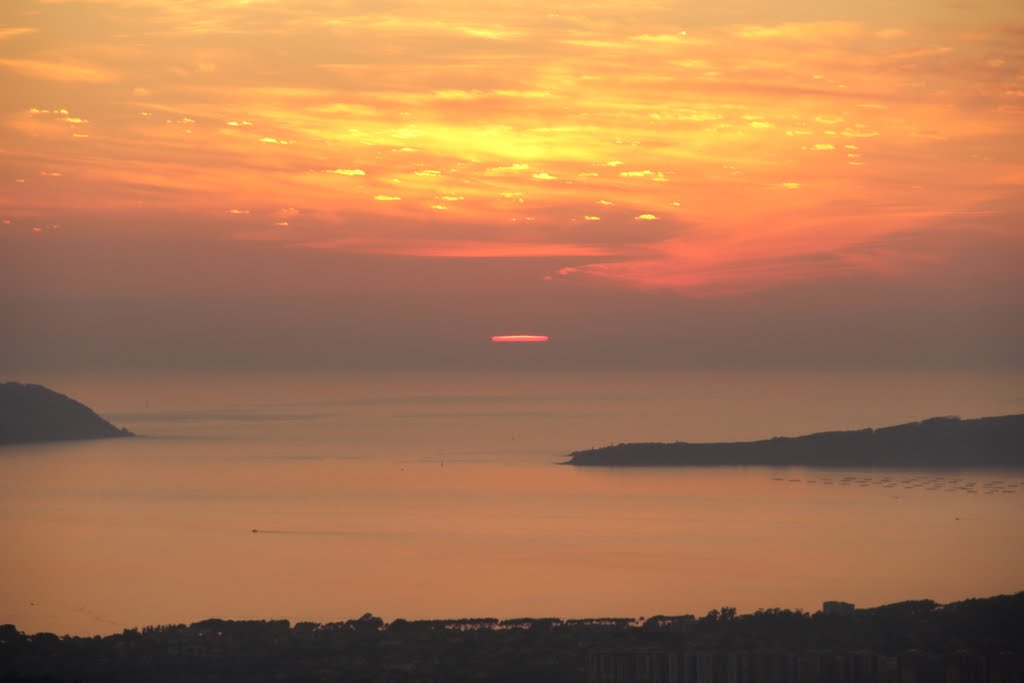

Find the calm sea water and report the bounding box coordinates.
[1,370,1022,635]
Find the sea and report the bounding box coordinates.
[1,370,1022,635]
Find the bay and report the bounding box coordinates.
[1,370,1022,635]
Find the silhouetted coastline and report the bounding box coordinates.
[1,592,1022,682]
[566,414,1024,468]
[0,382,134,445]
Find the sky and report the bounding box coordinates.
[1,0,1022,372]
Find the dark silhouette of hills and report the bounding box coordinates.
[566,414,1024,468]
[0,382,134,445]
[1,592,1022,682]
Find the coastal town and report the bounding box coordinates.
[2,593,1021,682]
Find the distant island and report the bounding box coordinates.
[566,414,1024,468]
[0,382,134,445]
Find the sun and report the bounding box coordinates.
[491,335,549,343]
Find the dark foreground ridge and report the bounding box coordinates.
[0,382,134,445]
[566,414,1024,468]
[1,593,1022,682]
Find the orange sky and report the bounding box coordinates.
[1,0,1022,370]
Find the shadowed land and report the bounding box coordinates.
[0,382,134,445]
[1,593,1021,683]
[566,414,1024,468]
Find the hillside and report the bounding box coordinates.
[0,382,134,445]
[566,414,1024,468]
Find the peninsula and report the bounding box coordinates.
[566,414,1024,468]
[0,382,134,445]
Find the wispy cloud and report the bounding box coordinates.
[0,27,37,40]
[0,57,118,83]
[2,0,1021,299]
[296,238,616,259]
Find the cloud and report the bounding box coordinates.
[433,89,550,100]
[629,33,689,44]
[560,214,1024,298]
[840,126,880,138]
[876,28,908,40]
[0,58,118,83]
[732,21,862,42]
[3,0,1020,314]
[298,238,615,259]
[456,25,521,40]
[0,27,37,40]
[487,163,530,175]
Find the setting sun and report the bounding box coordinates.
[491,335,550,343]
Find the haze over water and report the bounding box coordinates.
[2,370,1022,636]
